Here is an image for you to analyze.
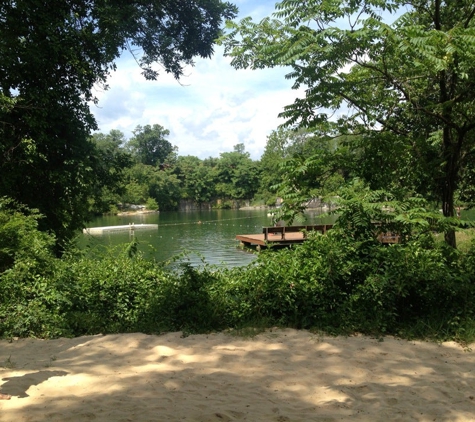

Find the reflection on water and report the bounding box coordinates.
[78,209,335,268]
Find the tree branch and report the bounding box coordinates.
[464,5,475,28]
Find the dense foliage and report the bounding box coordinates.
[2,196,475,344]
[87,124,345,215]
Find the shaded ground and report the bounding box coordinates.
[1,329,474,421]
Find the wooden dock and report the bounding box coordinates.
[236,225,333,249]
[236,224,400,249]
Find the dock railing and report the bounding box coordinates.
[262,224,400,244]
[263,224,333,241]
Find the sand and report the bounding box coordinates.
[0,329,474,421]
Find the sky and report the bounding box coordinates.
[90,0,299,160]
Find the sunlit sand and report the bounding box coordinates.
[1,329,474,421]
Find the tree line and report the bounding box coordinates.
[90,123,348,216]
[90,124,262,215]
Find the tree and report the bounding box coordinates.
[0,0,237,250]
[174,155,216,204]
[148,170,182,211]
[127,124,175,167]
[122,162,181,210]
[222,0,475,247]
[215,144,261,200]
[258,127,342,205]
[122,163,155,205]
[90,130,132,214]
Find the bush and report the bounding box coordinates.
[143,263,229,334]
[59,246,163,335]
[0,198,69,337]
[220,229,475,340]
[145,197,159,211]
[0,198,56,273]
[221,234,345,329]
[61,251,224,335]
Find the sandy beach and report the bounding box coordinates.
[1,329,474,421]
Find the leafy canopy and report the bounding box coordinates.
[127,124,175,167]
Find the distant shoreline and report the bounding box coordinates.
[238,206,269,210]
[116,210,159,216]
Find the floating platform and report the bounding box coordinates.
[83,224,158,235]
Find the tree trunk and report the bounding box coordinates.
[442,181,456,248]
[441,127,460,249]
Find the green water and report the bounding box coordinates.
[79,209,333,267]
[79,207,474,267]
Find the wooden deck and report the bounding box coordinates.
[236,225,332,249]
[236,231,307,248]
[236,224,400,249]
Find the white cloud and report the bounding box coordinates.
[90,0,302,160]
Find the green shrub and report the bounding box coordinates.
[59,248,228,336]
[0,198,56,273]
[216,186,475,340]
[145,197,159,211]
[59,245,165,334]
[142,263,228,334]
[0,198,69,337]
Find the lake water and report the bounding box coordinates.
[79,209,334,267]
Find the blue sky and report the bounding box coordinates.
[91,1,298,160]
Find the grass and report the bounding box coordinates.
[225,326,267,338]
[432,228,475,252]
[455,228,475,252]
